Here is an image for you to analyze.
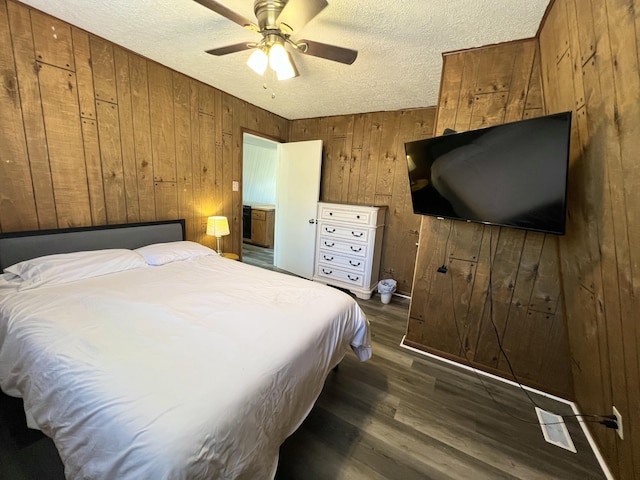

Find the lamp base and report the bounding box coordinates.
[216,236,223,255]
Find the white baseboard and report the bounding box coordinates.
[399,336,614,480]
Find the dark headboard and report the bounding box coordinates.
[0,219,185,272]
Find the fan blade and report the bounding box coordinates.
[297,39,358,65]
[192,0,258,30]
[276,0,328,33]
[206,43,253,56]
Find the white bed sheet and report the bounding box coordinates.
[0,255,371,479]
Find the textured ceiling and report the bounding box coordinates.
[18,0,550,120]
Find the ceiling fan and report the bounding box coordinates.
[193,0,358,80]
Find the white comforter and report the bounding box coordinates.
[0,255,371,479]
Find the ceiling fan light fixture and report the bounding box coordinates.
[198,0,358,80]
[247,47,268,76]
[275,54,296,80]
[268,42,289,72]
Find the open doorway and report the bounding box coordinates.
[241,132,323,278]
[242,132,279,271]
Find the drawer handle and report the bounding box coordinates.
[351,231,363,237]
[329,212,333,215]
[322,268,333,275]
[323,255,334,261]
[325,227,336,233]
[324,241,335,247]
[349,260,361,267]
[348,274,359,281]
[356,215,361,219]
[350,246,362,252]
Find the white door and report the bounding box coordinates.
[274,140,323,279]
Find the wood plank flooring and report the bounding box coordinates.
[242,243,607,479]
[275,295,607,479]
[0,244,607,479]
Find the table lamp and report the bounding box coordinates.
[206,216,230,255]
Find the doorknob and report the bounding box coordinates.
[308,219,316,224]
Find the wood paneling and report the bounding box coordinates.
[290,108,437,295]
[96,100,126,224]
[188,79,201,243]
[30,8,73,71]
[539,0,640,478]
[7,1,55,229]
[114,48,140,223]
[198,111,216,247]
[89,35,116,104]
[129,54,155,222]
[80,118,107,225]
[71,28,96,120]
[0,0,288,257]
[230,96,245,254]
[37,63,91,227]
[405,39,573,399]
[173,72,194,245]
[0,0,38,232]
[148,62,176,183]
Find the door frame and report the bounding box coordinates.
[240,128,285,262]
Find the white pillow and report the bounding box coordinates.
[135,241,216,266]
[5,249,147,290]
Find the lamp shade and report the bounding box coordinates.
[268,42,289,72]
[275,51,297,80]
[247,48,268,76]
[206,216,230,237]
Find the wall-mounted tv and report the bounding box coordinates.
[404,112,572,235]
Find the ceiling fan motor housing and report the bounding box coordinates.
[254,0,288,32]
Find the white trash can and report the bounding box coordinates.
[377,279,397,304]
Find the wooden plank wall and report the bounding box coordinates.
[289,108,437,295]
[0,0,288,255]
[404,38,574,398]
[539,0,640,478]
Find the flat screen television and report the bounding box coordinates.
[404,111,572,235]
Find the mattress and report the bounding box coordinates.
[0,250,371,479]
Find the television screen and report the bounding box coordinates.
[404,112,572,235]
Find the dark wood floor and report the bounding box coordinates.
[0,243,607,479]
[276,296,607,480]
[241,243,607,480]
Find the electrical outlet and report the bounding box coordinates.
[613,406,624,440]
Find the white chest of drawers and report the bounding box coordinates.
[313,202,386,300]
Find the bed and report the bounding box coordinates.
[0,219,371,479]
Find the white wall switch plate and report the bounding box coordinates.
[232,181,239,192]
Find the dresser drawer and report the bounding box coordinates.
[315,265,366,287]
[318,205,374,226]
[251,210,266,221]
[318,236,368,258]
[318,223,369,242]
[317,251,366,273]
